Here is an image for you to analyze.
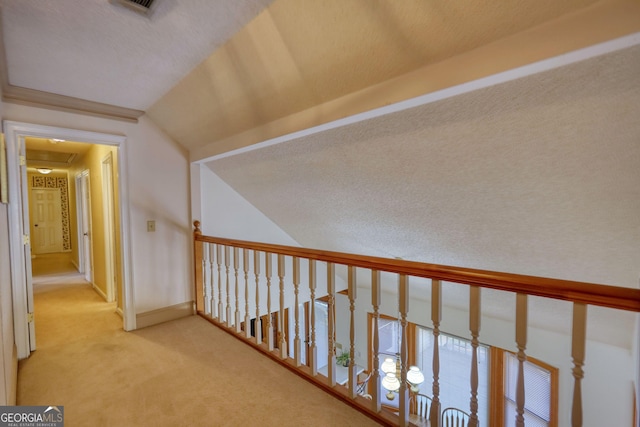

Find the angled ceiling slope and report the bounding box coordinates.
[0,0,275,121]
[1,1,639,154]
[148,0,640,160]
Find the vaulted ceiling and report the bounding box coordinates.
[1,0,640,159]
[2,0,638,280]
[2,0,638,346]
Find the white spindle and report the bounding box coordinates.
[254,250,262,345]
[225,246,231,327]
[266,252,273,351]
[234,247,241,333]
[209,243,215,317]
[515,293,528,427]
[371,270,381,412]
[203,243,210,315]
[293,257,301,366]
[571,303,587,427]
[216,245,223,322]
[309,260,318,375]
[398,275,410,426]
[278,254,287,359]
[243,248,251,338]
[469,286,481,427]
[348,266,357,398]
[430,279,442,427]
[327,262,336,387]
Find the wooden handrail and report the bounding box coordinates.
[193,223,640,313]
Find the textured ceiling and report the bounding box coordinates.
[148,0,640,157]
[2,0,639,152]
[0,0,274,110]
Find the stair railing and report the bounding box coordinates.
[193,221,640,427]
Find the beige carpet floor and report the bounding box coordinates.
[18,261,380,426]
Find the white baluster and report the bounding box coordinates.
[327,262,336,387]
[216,245,223,322]
[203,243,210,315]
[469,286,481,427]
[430,279,442,427]
[225,246,231,327]
[399,274,409,427]
[293,256,301,366]
[309,260,318,375]
[209,243,215,317]
[278,254,287,359]
[254,250,262,345]
[234,247,241,333]
[348,266,357,398]
[571,303,587,427]
[371,270,381,412]
[266,252,273,351]
[243,248,251,338]
[515,293,528,427]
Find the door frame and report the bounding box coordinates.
[76,170,93,284]
[4,121,136,359]
[101,152,116,303]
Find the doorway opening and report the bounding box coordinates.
[27,139,121,339]
[5,121,135,359]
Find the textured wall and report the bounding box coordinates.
[208,45,640,290]
[204,44,640,355]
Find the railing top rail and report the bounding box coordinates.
[193,223,640,312]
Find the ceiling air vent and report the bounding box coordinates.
[111,0,156,16]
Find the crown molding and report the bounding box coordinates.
[1,84,144,123]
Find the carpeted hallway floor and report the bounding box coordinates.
[18,253,380,426]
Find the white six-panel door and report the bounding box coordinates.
[30,188,63,254]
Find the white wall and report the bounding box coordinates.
[200,164,636,427]
[2,103,192,316]
[198,165,300,245]
[197,166,343,318]
[0,95,17,404]
[0,199,16,405]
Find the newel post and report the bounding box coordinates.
[193,221,204,313]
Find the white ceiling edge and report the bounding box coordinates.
[196,31,640,165]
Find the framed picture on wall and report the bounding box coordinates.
[0,133,7,204]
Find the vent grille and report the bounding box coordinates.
[112,0,156,15]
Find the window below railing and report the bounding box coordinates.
[193,221,640,427]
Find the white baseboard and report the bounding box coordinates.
[92,283,108,302]
[135,301,194,329]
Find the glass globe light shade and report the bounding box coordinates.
[407,366,424,385]
[380,357,397,375]
[381,372,400,393]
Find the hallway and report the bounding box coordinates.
[17,261,379,426]
[31,252,76,278]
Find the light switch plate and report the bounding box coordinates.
[147,220,155,232]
